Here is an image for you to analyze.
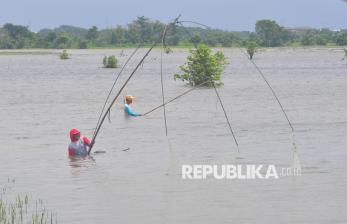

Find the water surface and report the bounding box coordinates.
[0,47,346,223]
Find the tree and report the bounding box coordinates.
[45,31,57,42]
[109,26,125,45]
[86,26,99,41]
[301,33,315,46]
[246,41,257,59]
[54,33,71,48]
[255,20,283,47]
[2,23,36,48]
[190,34,201,47]
[174,44,228,87]
[3,23,32,39]
[336,33,347,46]
[126,16,152,44]
[135,16,151,43]
[0,28,13,49]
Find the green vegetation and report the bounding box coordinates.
[246,41,257,59]
[174,44,227,87]
[0,179,58,224]
[190,34,202,47]
[0,17,346,49]
[59,49,69,59]
[344,48,347,57]
[103,55,118,68]
[255,20,284,47]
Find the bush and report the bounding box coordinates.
[174,44,228,87]
[60,49,69,59]
[103,55,118,68]
[246,41,257,59]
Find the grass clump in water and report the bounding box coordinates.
[0,179,58,224]
[103,55,118,68]
[0,194,58,224]
[59,50,69,59]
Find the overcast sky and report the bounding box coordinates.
[0,0,346,31]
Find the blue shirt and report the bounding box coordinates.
[124,104,140,117]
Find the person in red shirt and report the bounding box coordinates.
[68,128,91,157]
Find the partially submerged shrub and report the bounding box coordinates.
[59,49,69,59]
[174,44,227,87]
[246,41,257,60]
[344,48,347,57]
[103,55,118,68]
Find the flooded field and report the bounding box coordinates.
[0,47,347,223]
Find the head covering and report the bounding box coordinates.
[125,95,135,103]
[69,128,80,142]
[125,95,135,101]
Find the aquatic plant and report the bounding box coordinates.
[59,49,69,59]
[246,41,257,60]
[0,193,58,224]
[103,55,118,68]
[174,44,227,87]
[0,179,58,224]
[344,48,347,57]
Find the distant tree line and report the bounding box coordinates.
[0,17,346,49]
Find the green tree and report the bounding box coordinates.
[336,33,347,46]
[219,32,234,47]
[109,26,126,45]
[301,33,315,46]
[126,16,152,44]
[135,16,151,43]
[54,33,71,48]
[45,31,57,42]
[255,20,283,47]
[246,41,257,59]
[174,44,228,87]
[315,28,333,45]
[86,26,99,41]
[2,23,36,48]
[0,28,13,49]
[3,23,32,39]
[190,34,201,47]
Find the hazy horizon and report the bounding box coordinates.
[0,0,346,32]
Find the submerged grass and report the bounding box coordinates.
[0,179,58,224]
[0,194,57,224]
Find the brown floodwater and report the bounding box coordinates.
[0,47,346,223]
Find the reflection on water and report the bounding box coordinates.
[0,48,347,223]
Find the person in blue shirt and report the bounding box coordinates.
[124,95,143,117]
